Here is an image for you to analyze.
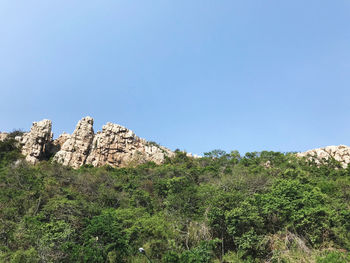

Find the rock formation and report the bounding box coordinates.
[85,122,173,167]
[53,117,95,168]
[51,132,71,153]
[297,145,350,168]
[0,133,8,141]
[0,116,174,168]
[4,118,350,170]
[4,117,350,170]
[20,119,53,164]
[51,117,174,168]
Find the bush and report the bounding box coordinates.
[1,149,350,262]
[316,251,350,263]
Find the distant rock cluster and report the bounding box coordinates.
[297,145,350,168]
[0,117,174,168]
[3,118,349,169]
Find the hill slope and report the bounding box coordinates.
[1,137,350,262]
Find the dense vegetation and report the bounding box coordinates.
[1,137,350,262]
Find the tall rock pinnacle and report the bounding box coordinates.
[53,117,94,168]
[21,119,53,164]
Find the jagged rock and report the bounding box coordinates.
[49,132,71,155]
[85,122,174,167]
[52,117,174,168]
[53,117,94,168]
[297,145,350,168]
[54,132,71,148]
[186,152,201,159]
[3,116,174,168]
[0,133,9,141]
[20,119,53,164]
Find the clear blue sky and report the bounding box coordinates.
[1,1,350,155]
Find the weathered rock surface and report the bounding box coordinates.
[53,117,95,168]
[297,145,350,168]
[0,133,9,141]
[52,133,71,149]
[85,122,173,167]
[2,116,175,168]
[49,132,71,156]
[5,118,350,170]
[52,117,174,168]
[20,119,53,164]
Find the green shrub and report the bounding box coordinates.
[316,251,350,263]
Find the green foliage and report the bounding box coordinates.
[8,130,25,139]
[179,241,216,263]
[68,209,129,262]
[316,251,350,263]
[0,138,22,166]
[5,247,39,263]
[37,220,74,262]
[164,241,217,263]
[1,145,350,262]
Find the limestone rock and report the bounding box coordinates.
[53,117,94,168]
[49,132,71,155]
[186,152,201,159]
[297,145,350,168]
[52,117,174,168]
[85,122,174,167]
[0,133,9,141]
[53,132,71,149]
[4,116,174,168]
[21,119,53,164]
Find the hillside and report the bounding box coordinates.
[1,129,350,262]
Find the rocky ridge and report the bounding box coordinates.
[3,118,348,169]
[0,117,174,168]
[297,145,350,168]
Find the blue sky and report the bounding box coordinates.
[1,1,349,155]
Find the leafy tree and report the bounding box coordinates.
[1,147,350,262]
[68,209,129,262]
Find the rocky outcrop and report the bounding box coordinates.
[53,132,71,149]
[85,122,173,167]
[297,145,350,168]
[20,119,53,164]
[5,118,350,170]
[53,117,95,168]
[1,116,175,168]
[0,133,9,141]
[49,133,71,156]
[51,117,174,168]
